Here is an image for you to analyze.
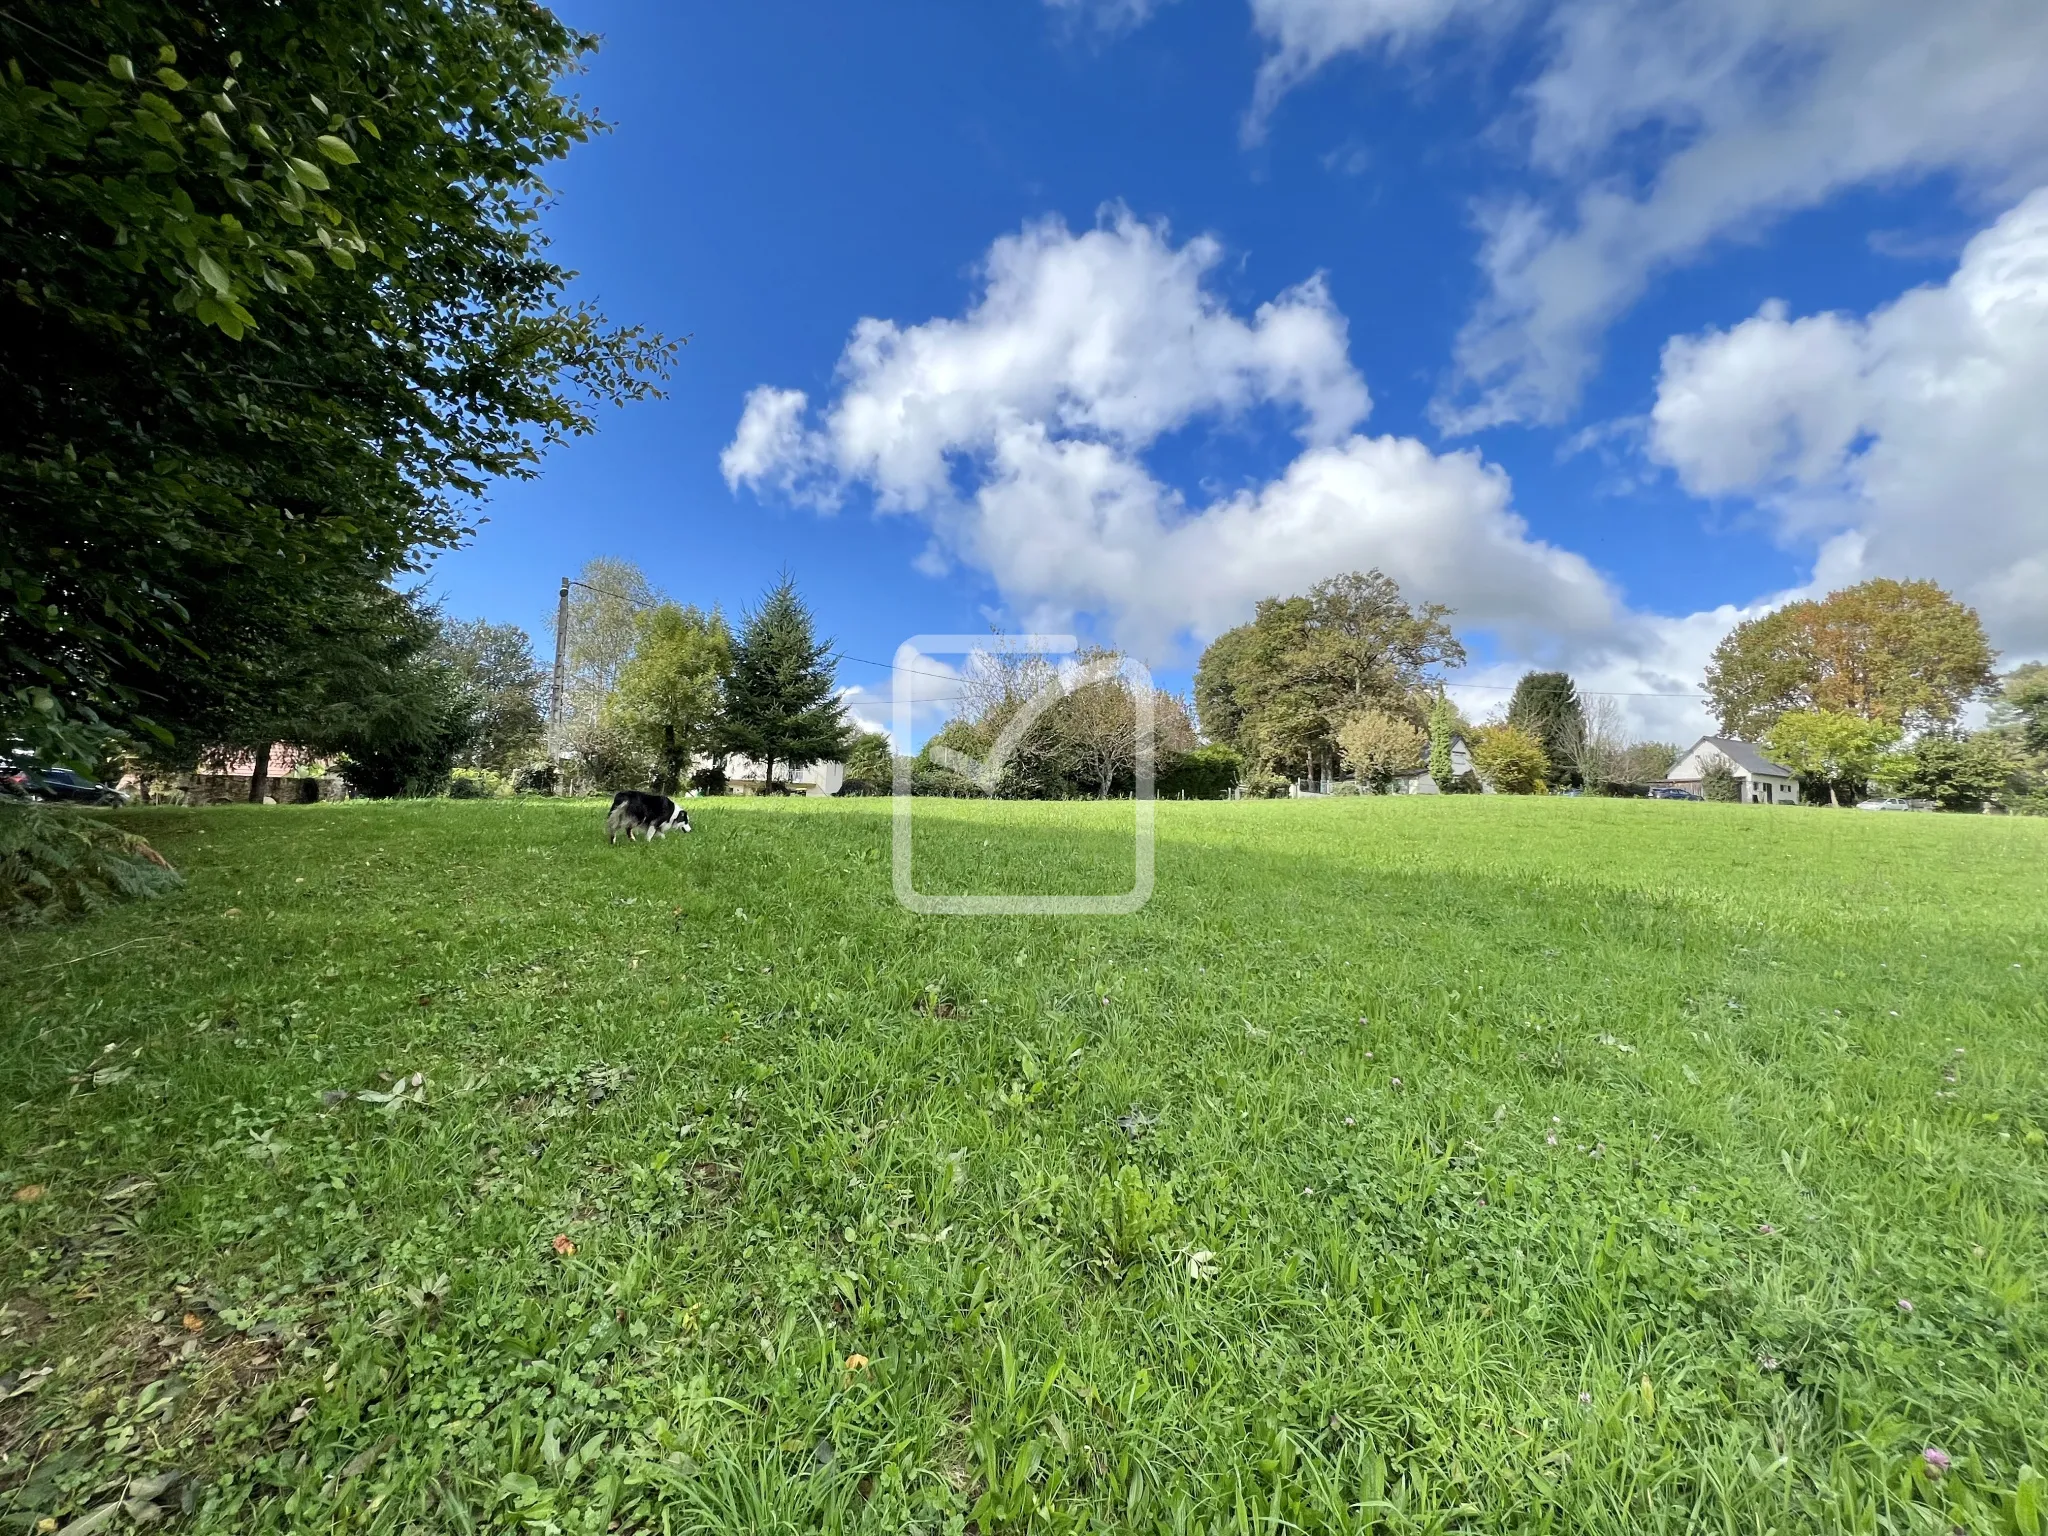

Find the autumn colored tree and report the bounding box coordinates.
[1705,580,1997,739]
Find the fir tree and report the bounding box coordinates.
[1428,695,1455,791]
[717,578,851,791]
[1506,671,1587,787]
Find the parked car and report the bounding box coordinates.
[0,760,127,806]
[1646,785,1702,801]
[1856,797,1936,812]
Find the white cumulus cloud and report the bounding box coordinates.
[1227,0,2048,430]
[1650,188,2048,657]
[723,210,1617,658]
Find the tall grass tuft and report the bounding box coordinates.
[0,802,182,925]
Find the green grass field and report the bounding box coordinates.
[4,797,2046,1534]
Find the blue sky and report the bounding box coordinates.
[432,0,2048,743]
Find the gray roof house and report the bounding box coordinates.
[1665,737,1801,805]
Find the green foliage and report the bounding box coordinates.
[1992,663,2048,757]
[1616,740,1681,783]
[445,767,510,800]
[717,579,851,788]
[1193,571,1464,777]
[1335,708,1426,792]
[1706,580,1998,740]
[0,803,180,924]
[689,763,728,797]
[1700,758,1742,803]
[1876,733,2020,812]
[842,731,894,785]
[1242,769,1291,798]
[1428,694,1456,791]
[1081,1164,1178,1275]
[605,604,731,794]
[1766,710,1901,807]
[434,619,546,773]
[1157,744,1241,799]
[1471,723,1548,794]
[0,2,671,764]
[563,559,661,718]
[1507,672,1587,786]
[6,797,2047,1532]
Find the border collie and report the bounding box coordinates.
[607,790,691,844]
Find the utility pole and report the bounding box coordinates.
[549,576,570,755]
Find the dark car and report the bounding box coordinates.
[1,761,126,806]
[1646,785,1702,801]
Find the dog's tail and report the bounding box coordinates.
[606,803,629,843]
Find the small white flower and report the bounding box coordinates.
[1578,1391,1592,1406]
[1343,1116,1355,1127]
[1896,1297,1914,1314]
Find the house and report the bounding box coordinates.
[1393,733,1494,794]
[713,755,846,797]
[1663,737,1801,805]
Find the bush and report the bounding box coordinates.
[1328,780,1364,796]
[1157,744,1241,800]
[1700,760,1742,802]
[510,761,559,796]
[835,777,889,797]
[1448,770,1484,794]
[1470,724,1548,795]
[1243,771,1292,799]
[446,767,510,799]
[911,766,980,797]
[689,765,728,797]
[2,804,181,926]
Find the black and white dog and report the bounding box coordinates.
[607,790,692,845]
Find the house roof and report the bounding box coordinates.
[1682,736,1795,778]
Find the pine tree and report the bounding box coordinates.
[1506,671,1587,787]
[717,578,851,791]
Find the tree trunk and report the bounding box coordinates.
[249,742,272,803]
[1828,781,1839,808]
[764,754,775,794]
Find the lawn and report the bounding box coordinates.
[3,796,2046,1535]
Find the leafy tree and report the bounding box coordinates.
[1616,741,1681,783]
[1470,724,1547,794]
[1428,695,1456,791]
[1,1,670,768]
[1507,672,1586,786]
[842,731,893,787]
[310,597,478,799]
[717,578,850,791]
[1875,733,2019,812]
[1991,663,2048,757]
[605,604,730,794]
[1706,580,1997,739]
[1764,710,1900,806]
[1191,572,1462,780]
[1336,710,1426,792]
[435,619,545,772]
[564,559,661,724]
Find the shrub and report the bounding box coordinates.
[2,804,181,926]
[1337,709,1426,792]
[689,765,728,797]
[911,766,979,798]
[1700,760,1742,802]
[1328,780,1364,796]
[1470,724,1548,794]
[1243,770,1291,799]
[446,768,510,799]
[1448,770,1484,795]
[835,777,888,797]
[510,761,558,796]
[1157,744,1241,800]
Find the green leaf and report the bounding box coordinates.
[316,135,360,165]
[201,111,230,139]
[157,44,177,65]
[287,157,331,191]
[108,55,136,83]
[194,252,231,296]
[156,67,189,91]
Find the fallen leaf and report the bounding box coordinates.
[551,1235,576,1257]
[181,1313,204,1333]
[12,1185,43,1204]
[844,1353,869,1371]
